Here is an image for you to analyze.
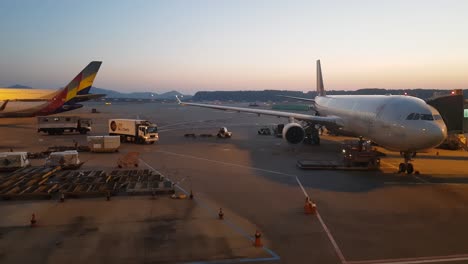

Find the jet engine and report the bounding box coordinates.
[282,123,305,144]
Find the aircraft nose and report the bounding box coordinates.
[426,122,447,148]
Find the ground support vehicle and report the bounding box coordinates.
[108,119,158,144]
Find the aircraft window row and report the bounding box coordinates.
[406,113,438,121]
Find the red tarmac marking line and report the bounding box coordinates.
[295,176,346,264]
[346,253,468,264]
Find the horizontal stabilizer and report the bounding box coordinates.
[73,93,106,102]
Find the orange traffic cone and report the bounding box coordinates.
[218,208,224,220]
[30,213,37,227]
[309,201,317,215]
[254,230,263,247]
[304,197,317,215]
[304,197,312,214]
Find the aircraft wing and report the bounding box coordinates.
[176,96,343,127]
[278,95,315,103]
[73,93,106,102]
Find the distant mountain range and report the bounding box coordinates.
[7,84,33,89]
[90,87,190,99]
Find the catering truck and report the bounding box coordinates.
[108,119,159,144]
[37,116,92,135]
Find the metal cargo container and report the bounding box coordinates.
[87,136,120,152]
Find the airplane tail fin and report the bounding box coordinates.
[75,61,102,96]
[316,60,326,96]
[46,61,102,102]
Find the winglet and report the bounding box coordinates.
[317,60,326,96]
[0,100,8,111]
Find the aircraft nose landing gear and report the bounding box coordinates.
[399,152,416,174]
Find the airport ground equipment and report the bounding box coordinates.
[303,125,320,145]
[117,152,139,168]
[87,136,120,152]
[45,150,83,169]
[273,124,284,138]
[37,116,92,135]
[0,167,174,200]
[108,119,159,144]
[28,145,90,159]
[0,152,30,171]
[341,139,381,169]
[298,139,381,171]
[438,134,468,150]
[217,127,232,138]
[258,127,272,135]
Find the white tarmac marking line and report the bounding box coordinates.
[380,160,399,170]
[139,157,281,263]
[159,123,264,133]
[150,150,346,264]
[347,253,468,264]
[153,150,299,178]
[151,150,465,264]
[295,176,347,264]
[412,175,429,184]
[294,176,308,197]
[380,161,428,184]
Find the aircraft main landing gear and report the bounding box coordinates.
[398,152,415,174]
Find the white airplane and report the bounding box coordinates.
[176,60,447,174]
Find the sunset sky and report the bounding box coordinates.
[0,0,467,94]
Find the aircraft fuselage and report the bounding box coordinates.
[316,95,447,152]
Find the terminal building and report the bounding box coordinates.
[427,89,467,148]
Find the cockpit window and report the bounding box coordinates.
[406,113,438,121]
[421,114,434,120]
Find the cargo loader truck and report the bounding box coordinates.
[108,119,159,144]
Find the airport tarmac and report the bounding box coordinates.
[1,101,468,264]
